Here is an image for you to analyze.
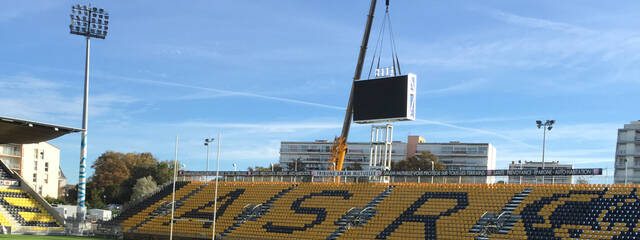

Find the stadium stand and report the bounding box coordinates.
[0,159,64,234]
[118,182,640,240]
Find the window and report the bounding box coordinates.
[32,173,37,183]
[34,161,37,171]
[38,186,42,194]
[45,162,49,172]
[618,158,626,165]
[40,150,44,159]
[34,149,38,159]
[44,173,49,184]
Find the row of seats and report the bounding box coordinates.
[119,182,640,239]
[0,188,62,228]
[0,163,13,180]
[113,181,189,224]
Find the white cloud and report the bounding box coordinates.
[0,74,139,125]
[422,78,488,95]
[174,120,341,133]
[0,1,60,22]
[408,118,537,149]
[478,7,597,35]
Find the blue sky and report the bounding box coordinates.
[1,0,638,184]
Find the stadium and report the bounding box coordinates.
[2,0,640,240]
[0,155,638,239]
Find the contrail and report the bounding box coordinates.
[102,74,346,110]
[412,118,537,149]
[99,73,533,148]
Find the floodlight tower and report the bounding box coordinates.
[536,120,555,184]
[204,138,214,181]
[69,4,109,230]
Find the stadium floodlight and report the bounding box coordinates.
[204,138,214,181]
[68,4,110,234]
[536,120,555,184]
[69,4,109,39]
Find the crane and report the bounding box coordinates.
[328,0,379,174]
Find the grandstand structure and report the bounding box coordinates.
[113,180,640,240]
[0,158,65,235]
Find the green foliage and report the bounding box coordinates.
[131,176,159,202]
[577,177,589,184]
[344,164,363,171]
[86,180,106,209]
[118,161,174,203]
[249,163,283,171]
[391,151,445,171]
[44,196,68,205]
[285,160,307,171]
[64,185,78,204]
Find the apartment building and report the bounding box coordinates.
[280,136,496,183]
[0,142,62,198]
[614,120,640,184]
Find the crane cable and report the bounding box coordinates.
[367,0,402,79]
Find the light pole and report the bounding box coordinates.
[69,4,109,233]
[430,161,434,184]
[204,138,214,181]
[519,160,523,185]
[536,120,555,184]
[233,163,237,182]
[294,158,300,182]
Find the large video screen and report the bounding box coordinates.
[353,74,416,123]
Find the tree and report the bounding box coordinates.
[344,164,362,171]
[91,151,131,188]
[249,163,283,171]
[86,179,106,209]
[577,177,589,184]
[64,185,78,204]
[44,196,68,205]
[286,159,307,171]
[91,151,158,189]
[392,151,445,171]
[89,151,166,205]
[117,161,174,204]
[131,176,158,202]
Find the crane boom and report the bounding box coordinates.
[329,0,378,172]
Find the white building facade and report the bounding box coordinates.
[412,139,496,184]
[280,140,407,171]
[614,121,640,184]
[280,136,497,183]
[0,142,61,198]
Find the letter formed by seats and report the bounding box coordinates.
[167,189,245,228]
[376,192,468,239]
[262,190,353,234]
[520,188,640,239]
